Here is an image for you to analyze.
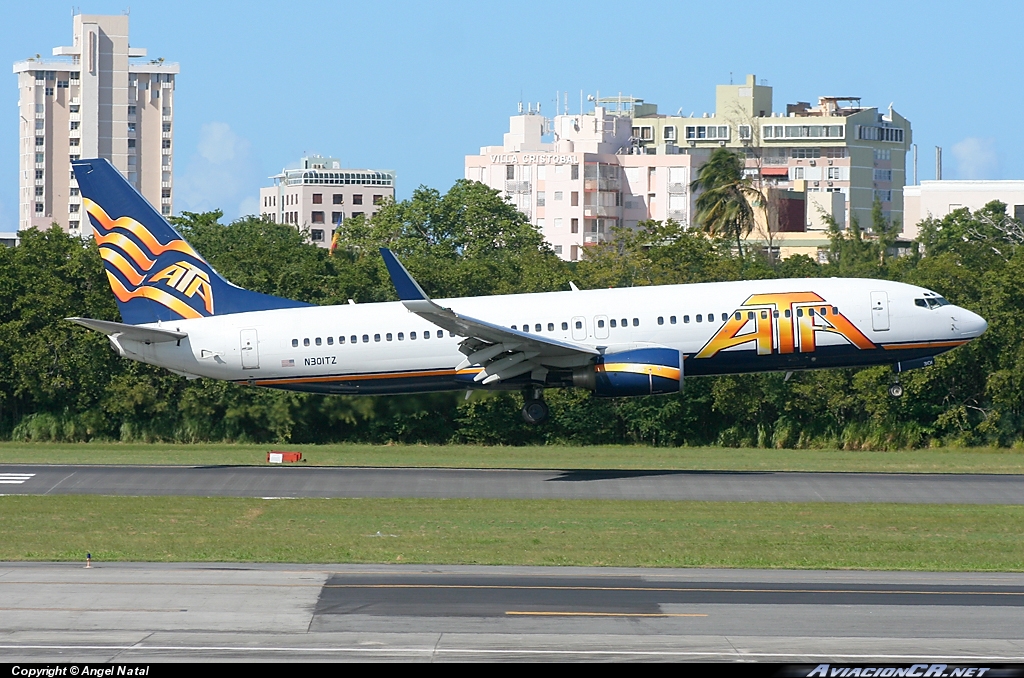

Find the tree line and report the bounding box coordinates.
[0,174,1019,448]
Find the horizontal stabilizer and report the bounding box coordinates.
[67,317,187,343]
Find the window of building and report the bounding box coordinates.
[825,147,847,158]
[875,189,892,202]
[70,188,79,196]
[162,188,171,198]
[70,71,79,81]
[873,169,892,181]
[35,203,43,213]
[571,218,579,233]
[161,139,171,148]
[792,167,805,180]
[57,80,69,89]
[571,191,579,207]
[738,125,752,140]
[45,87,54,96]
[353,194,363,205]
[311,212,325,224]
[858,126,904,143]
[537,191,545,207]
[571,164,579,180]
[35,137,44,146]
[506,165,515,180]
[331,212,343,224]
[333,194,343,204]
[791,147,821,159]
[664,126,676,141]
[34,186,43,197]
[127,139,135,148]
[553,191,563,202]
[685,125,729,140]
[312,193,323,204]
[638,126,654,141]
[352,212,363,218]
[373,195,383,205]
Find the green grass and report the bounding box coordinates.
[1,442,1024,474]
[2,495,1022,571]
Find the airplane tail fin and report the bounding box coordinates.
[73,158,311,325]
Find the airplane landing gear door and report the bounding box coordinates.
[240,329,260,369]
[870,292,890,331]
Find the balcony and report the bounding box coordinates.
[584,178,620,191]
[762,156,788,166]
[583,205,618,218]
[667,183,688,194]
[667,209,688,223]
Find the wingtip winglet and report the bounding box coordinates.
[380,248,430,302]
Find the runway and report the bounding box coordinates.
[1,564,1023,661]
[1,464,1023,503]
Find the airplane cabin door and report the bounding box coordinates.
[870,292,890,331]
[240,329,260,369]
[571,316,588,341]
[594,315,609,340]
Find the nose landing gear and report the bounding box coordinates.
[521,386,550,425]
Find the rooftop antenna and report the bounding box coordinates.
[730,72,733,85]
[935,146,943,180]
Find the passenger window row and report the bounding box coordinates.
[291,330,455,348]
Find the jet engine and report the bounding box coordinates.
[571,347,683,397]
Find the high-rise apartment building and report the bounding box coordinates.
[13,14,178,237]
[466,76,912,261]
[259,155,396,247]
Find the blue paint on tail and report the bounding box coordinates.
[73,158,312,325]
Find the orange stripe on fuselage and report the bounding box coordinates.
[252,367,483,387]
[882,340,968,350]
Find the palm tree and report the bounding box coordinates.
[690,148,761,256]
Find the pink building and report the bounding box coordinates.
[465,104,706,261]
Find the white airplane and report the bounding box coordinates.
[68,158,988,424]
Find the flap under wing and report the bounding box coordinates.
[67,317,188,344]
[380,248,597,384]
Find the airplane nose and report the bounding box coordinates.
[960,309,988,338]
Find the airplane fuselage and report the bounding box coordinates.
[111,277,987,397]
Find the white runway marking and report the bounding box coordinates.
[0,473,34,484]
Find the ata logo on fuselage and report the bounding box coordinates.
[148,261,215,314]
[695,292,874,359]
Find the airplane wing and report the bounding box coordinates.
[380,249,597,385]
[67,317,188,344]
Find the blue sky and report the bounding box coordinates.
[2,1,1022,230]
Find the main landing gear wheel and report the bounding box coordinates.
[522,399,549,425]
[888,384,904,398]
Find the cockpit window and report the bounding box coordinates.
[916,297,952,309]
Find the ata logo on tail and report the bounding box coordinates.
[696,292,875,359]
[85,198,215,319]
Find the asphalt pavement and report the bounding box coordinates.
[1,464,1022,503]
[1,564,1022,662]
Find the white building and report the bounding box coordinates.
[13,14,178,237]
[903,181,1024,239]
[259,155,395,247]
